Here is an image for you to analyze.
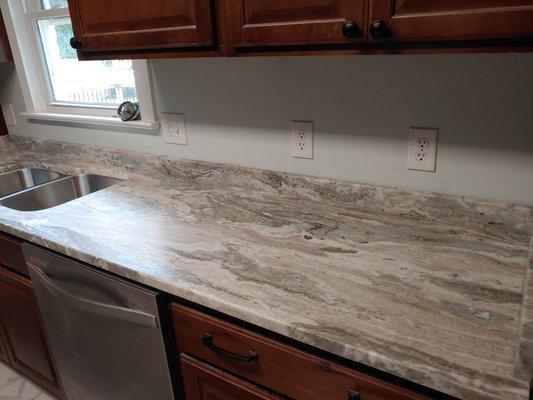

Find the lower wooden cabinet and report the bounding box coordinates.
[0,336,8,363]
[0,265,63,398]
[172,303,431,400]
[181,354,282,400]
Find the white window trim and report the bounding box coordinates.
[0,0,159,130]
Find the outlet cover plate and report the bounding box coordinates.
[291,120,314,159]
[407,127,438,172]
[1,104,17,126]
[161,113,187,145]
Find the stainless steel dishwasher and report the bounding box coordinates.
[23,244,175,400]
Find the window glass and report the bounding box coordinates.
[40,0,68,10]
[36,18,137,106]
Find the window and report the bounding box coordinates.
[1,0,157,128]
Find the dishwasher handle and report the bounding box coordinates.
[29,264,158,328]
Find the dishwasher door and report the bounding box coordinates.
[23,244,175,400]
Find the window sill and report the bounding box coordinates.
[20,112,160,130]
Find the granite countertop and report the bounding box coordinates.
[0,136,532,400]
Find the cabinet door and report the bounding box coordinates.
[181,354,282,400]
[369,0,533,42]
[0,266,60,390]
[67,0,215,53]
[225,0,366,48]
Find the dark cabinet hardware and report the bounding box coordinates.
[369,19,388,38]
[202,333,258,363]
[348,389,361,399]
[342,21,360,39]
[69,37,82,49]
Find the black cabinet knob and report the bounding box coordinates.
[70,37,82,49]
[342,21,360,39]
[348,390,361,400]
[369,19,389,38]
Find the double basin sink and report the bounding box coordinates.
[0,168,122,211]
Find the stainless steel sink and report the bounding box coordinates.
[0,174,123,211]
[0,168,66,198]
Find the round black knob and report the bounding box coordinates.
[369,19,388,39]
[342,21,359,39]
[70,37,82,49]
[347,390,361,400]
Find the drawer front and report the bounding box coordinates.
[180,353,282,400]
[171,304,430,400]
[0,232,27,276]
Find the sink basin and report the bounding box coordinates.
[0,174,123,211]
[0,168,66,198]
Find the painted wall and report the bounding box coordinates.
[1,54,532,205]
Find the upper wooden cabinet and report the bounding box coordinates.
[67,0,215,53]
[225,0,366,48]
[67,0,533,59]
[368,0,533,42]
[0,9,13,62]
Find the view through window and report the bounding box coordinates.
[35,0,137,107]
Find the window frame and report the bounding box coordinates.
[1,0,158,129]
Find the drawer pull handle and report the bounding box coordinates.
[201,333,259,363]
[348,390,361,399]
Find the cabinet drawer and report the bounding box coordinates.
[171,303,430,400]
[0,232,27,276]
[181,353,282,400]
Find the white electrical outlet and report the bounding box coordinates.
[160,113,187,145]
[291,121,313,159]
[1,104,17,126]
[407,127,438,172]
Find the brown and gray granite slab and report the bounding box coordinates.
[0,135,532,400]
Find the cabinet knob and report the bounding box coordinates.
[70,37,82,49]
[342,21,360,39]
[369,19,389,39]
[348,390,361,400]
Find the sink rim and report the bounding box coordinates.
[0,173,125,212]
[0,167,68,199]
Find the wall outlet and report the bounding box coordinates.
[1,104,17,126]
[161,113,187,145]
[291,120,314,159]
[407,127,438,172]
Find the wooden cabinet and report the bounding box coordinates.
[0,112,7,137]
[0,335,8,364]
[0,9,13,62]
[0,232,28,276]
[68,0,533,59]
[172,303,432,400]
[67,0,215,54]
[0,233,63,398]
[181,354,282,400]
[368,0,533,42]
[0,266,62,397]
[225,0,366,48]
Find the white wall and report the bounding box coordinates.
[1,54,533,205]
